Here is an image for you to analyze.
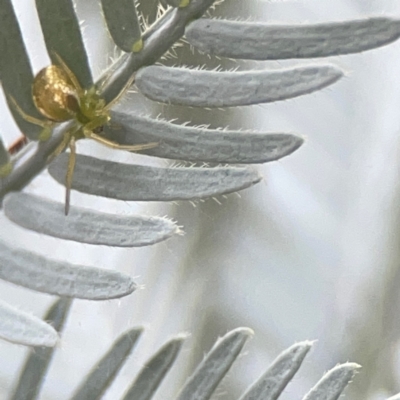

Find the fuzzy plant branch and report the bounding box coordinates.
[0,0,399,351]
[0,0,218,202]
[6,300,380,400]
[0,1,399,397]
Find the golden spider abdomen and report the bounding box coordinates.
[32,65,80,122]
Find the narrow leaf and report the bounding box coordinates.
[135,65,344,107]
[0,299,58,347]
[0,139,11,177]
[48,153,262,201]
[0,0,42,139]
[4,192,179,247]
[240,341,313,400]
[123,335,186,400]
[302,363,361,400]
[185,18,400,60]
[35,0,93,87]
[106,112,304,163]
[10,298,72,400]
[71,328,143,400]
[176,327,254,400]
[0,239,136,299]
[101,0,143,52]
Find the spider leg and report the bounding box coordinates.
[86,131,159,152]
[65,136,76,216]
[52,52,84,98]
[104,73,136,111]
[47,129,72,164]
[8,96,49,128]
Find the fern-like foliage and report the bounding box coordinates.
[0,0,398,365]
[7,299,367,400]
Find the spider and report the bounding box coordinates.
[10,54,157,215]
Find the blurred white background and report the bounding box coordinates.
[1,0,400,399]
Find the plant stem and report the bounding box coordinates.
[0,0,217,204]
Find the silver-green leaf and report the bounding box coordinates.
[48,153,262,201]
[71,328,143,400]
[101,0,143,53]
[0,0,42,139]
[135,65,344,107]
[240,341,313,400]
[9,298,72,400]
[107,112,304,163]
[0,299,58,347]
[176,327,254,400]
[4,192,179,247]
[35,0,93,87]
[185,18,400,60]
[0,239,136,299]
[123,335,186,400]
[302,363,361,400]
